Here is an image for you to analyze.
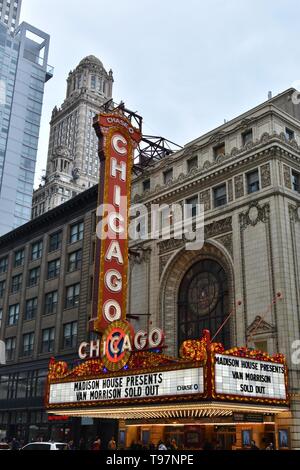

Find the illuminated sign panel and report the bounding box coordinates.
[48,367,204,405]
[91,112,141,335]
[214,354,287,400]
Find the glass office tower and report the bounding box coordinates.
[0,0,22,34]
[0,21,52,235]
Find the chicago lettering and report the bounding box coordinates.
[78,327,164,360]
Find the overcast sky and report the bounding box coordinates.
[21,0,300,187]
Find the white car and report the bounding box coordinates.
[21,442,69,451]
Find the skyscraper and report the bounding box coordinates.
[0,16,52,235]
[0,0,22,34]
[31,55,113,218]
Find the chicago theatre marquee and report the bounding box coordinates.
[46,90,300,450]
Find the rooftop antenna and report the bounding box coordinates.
[268,91,272,100]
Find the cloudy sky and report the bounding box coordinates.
[21,0,300,187]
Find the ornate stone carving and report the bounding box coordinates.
[215,233,233,258]
[216,153,225,163]
[239,201,270,230]
[279,132,286,142]
[208,132,226,144]
[158,217,232,254]
[159,238,184,255]
[243,141,254,151]
[159,253,173,277]
[205,217,232,238]
[246,316,275,336]
[234,174,244,198]
[227,179,233,202]
[290,138,299,150]
[199,189,211,211]
[203,160,212,170]
[260,132,271,144]
[230,147,239,156]
[289,204,300,222]
[283,164,291,189]
[260,163,271,188]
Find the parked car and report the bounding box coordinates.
[0,442,10,450]
[21,442,69,451]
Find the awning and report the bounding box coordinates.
[47,401,288,420]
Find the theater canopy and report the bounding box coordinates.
[45,331,289,420]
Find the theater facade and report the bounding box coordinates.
[45,89,300,449]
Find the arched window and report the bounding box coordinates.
[178,259,229,349]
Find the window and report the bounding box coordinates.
[91,75,96,89]
[178,259,230,349]
[68,250,82,273]
[41,328,55,353]
[285,127,295,141]
[44,291,58,315]
[49,231,62,252]
[22,333,34,357]
[0,256,8,274]
[11,274,22,293]
[186,196,199,219]
[213,143,225,160]
[187,156,198,172]
[292,171,300,192]
[8,304,19,326]
[31,240,43,260]
[47,259,60,279]
[28,267,40,287]
[0,280,5,298]
[247,169,260,194]
[143,179,150,191]
[25,297,37,320]
[65,283,80,309]
[213,184,227,207]
[14,249,25,267]
[62,322,77,349]
[5,337,16,361]
[70,221,84,243]
[242,129,253,146]
[163,169,173,184]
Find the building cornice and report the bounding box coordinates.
[133,134,300,204]
[133,103,300,181]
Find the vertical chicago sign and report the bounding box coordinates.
[90,110,142,370]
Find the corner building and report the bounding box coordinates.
[0,88,300,448]
[128,88,300,449]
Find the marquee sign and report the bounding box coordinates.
[45,331,289,412]
[214,354,286,400]
[91,111,142,336]
[48,367,204,406]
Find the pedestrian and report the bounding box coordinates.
[170,439,178,450]
[68,439,76,450]
[158,440,167,450]
[79,437,86,450]
[250,439,259,450]
[108,436,117,450]
[149,442,156,451]
[11,437,20,451]
[265,442,274,450]
[91,436,101,450]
